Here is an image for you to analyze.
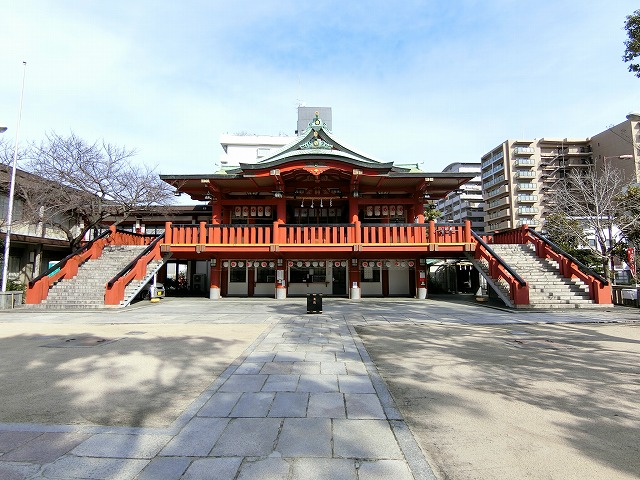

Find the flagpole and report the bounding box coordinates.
[2,61,27,292]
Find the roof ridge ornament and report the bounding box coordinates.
[300,132,333,150]
[305,111,331,133]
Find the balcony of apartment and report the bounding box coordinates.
[515,170,536,179]
[481,151,504,169]
[481,164,505,180]
[486,196,510,210]
[485,184,510,199]
[516,194,538,203]
[516,182,537,191]
[483,175,507,189]
[487,208,510,221]
[514,158,535,167]
[161,220,475,256]
[488,219,512,231]
[517,206,539,214]
[513,146,535,155]
[516,218,540,227]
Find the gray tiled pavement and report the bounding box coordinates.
[0,297,638,479]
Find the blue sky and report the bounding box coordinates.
[0,1,637,178]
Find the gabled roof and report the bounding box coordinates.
[160,111,476,201]
[233,112,403,174]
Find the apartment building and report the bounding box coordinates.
[481,113,639,232]
[436,162,485,233]
[590,112,640,183]
[219,107,333,169]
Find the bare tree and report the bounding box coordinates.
[24,132,175,249]
[547,164,640,281]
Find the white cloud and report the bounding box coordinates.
[0,0,637,178]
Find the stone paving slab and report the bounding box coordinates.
[0,432,90,463]
[41,456,149,479]
[1,298,634,479]
[181,457,242,480]
[159,417,229,457]
[209,418,282,457]
[70,433,171,459]
[135,456,191,480]
[276,418,332,457]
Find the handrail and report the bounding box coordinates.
[28,229,111,288]
[472,231,527,287]
[283,223,355,227]
[206,224,274,228]
[114,228,158,238]
[107,233,165,288]
[527,229,609,285]
[361,222,427,227]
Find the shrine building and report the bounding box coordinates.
[159,112,476,300]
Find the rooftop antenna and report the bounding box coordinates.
[296,74,305,107]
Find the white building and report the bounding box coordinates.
[436,162,485,233]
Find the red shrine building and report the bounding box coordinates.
[159,112,476,300]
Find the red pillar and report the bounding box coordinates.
[212,203,222,225]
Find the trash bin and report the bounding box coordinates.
[307,293,322,313]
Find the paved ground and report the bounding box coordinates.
[0,297,637,479]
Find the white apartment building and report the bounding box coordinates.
[219,107,333,168]
[481,113,640,232]
[219,134,296,168]
[436,162,485,233]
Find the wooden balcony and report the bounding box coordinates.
[162,220,475,256]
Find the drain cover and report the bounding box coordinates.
[42,336,119,348]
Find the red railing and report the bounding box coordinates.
[104,234,165,305]
[472,231,530,306]
[280,224,355,244]
[492,225,611,304]
[166,223,272,245]
[164,221,473,246]
[26,226,155,304]
[361,223,428,244]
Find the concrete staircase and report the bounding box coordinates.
[120,256,169,306]
[39,245,148,309]
[469,243,601,309]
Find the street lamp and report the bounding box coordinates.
[1,61,27,293]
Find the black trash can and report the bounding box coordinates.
[307,293,322,313]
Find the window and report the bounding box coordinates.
[256,265,275,283]
[257,148,271,158]
[289,265,326,283]
[229,266,246,283]
[360,265,381,283]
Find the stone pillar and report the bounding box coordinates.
[417,267,427,299]
[210,262,221,300]
[349,261,361,300]
[275,265,287,299]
